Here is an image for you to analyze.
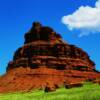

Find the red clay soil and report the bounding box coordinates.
[0,67,100,93]
[0,22,100,93]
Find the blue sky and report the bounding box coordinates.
[0,0,100,75]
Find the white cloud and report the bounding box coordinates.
[62,0,100,37]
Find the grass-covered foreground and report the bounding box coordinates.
[0,83,100,100]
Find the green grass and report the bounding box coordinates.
[0,83,100,100]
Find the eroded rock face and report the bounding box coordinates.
[7,22,95,72]
[0,22,100,93]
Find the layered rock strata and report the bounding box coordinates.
[0,22,100,93]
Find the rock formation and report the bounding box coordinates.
[0,22,100,93]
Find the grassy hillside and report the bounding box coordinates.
[0,83,100,100]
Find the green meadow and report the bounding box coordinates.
[0,83,100,100]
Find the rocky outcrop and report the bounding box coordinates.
[0,22,100,93]
[7,22,95,72]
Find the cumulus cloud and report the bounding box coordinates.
[62,0,100,37]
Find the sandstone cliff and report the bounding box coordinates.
[0,22,100,93]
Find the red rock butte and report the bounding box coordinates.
[0,22,100,93]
